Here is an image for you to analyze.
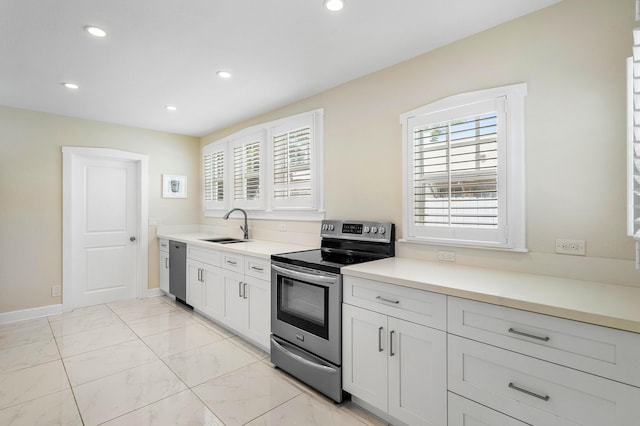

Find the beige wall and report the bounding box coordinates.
[2,0,637,315]
[203,0,640,286]
[0,107,200,313]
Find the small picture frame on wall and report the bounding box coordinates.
[162,174,187,198]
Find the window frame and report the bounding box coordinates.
[400,83,527,251]
[202,109,324,220]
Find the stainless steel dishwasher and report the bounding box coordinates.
[169,240,187,304]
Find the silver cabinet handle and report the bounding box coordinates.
[197,268,201,282]
[376,296,400,304]
[508,382,550,401]
[238,282,243,297]
[251,265,264,272]
[243,282,248,299]
[508,328,550,342]
[199,268,204,282]
[165,258,169,268]
[130,236,136,242]
[378,327,384,352]
[226,259,237,266]
[389,330,396,357]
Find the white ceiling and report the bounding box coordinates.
[0,0,560,137]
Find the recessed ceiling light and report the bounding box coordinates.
[165,105,177,111]
[84,26,107,38]
[62,82,79,90]
[216,70,232,79]
[324,0,345,12]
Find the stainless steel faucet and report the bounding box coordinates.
[223,208,249,240]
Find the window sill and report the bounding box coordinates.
[398,238,529,253]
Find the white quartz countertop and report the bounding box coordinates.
[342,257,640,334]
[157,232,316,259]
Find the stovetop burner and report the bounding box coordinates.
[271,220,395,274]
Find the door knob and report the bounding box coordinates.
[130,236,136,241]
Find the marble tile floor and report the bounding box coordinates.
[0,296,388,426]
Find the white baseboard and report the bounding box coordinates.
[147,288,167,298]
[0,304,63,324]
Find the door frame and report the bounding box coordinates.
[62,147,149,312]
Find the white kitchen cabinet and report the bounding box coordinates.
[159,239,169,294]
[187,259,204,310]
[245,275,270,348]
[448,392,528,426]
[186,246,221,313]
[447,297,640,426]
[342,303,388,409]
[222,255,271,349]
[223,268,247,330]
[342,277,447,426]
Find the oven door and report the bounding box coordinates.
[271,261,342,365]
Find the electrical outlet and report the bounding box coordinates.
[438,250,456,262]
[555,239,586,256]
[278,223,287,232]
[51,286,61,297]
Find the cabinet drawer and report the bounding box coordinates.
[221,252,245,272]
[448,335,640,426]
[448,297,640,387]
[448,392,528,426]
[245,256,270,280]
[187,245,220,266]
[343,276,446,330]
[159,238,169,253]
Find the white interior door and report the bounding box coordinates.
[63,148,148,309]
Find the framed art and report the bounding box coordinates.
[162,174,187,198]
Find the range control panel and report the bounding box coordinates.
[320,220,394,243]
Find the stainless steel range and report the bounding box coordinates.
[270,219,395,402]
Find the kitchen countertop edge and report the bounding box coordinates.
[342,257,640,334]
[157,232,317,259]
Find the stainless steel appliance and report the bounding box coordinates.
[270,219,395,402]
[169,240,187,304]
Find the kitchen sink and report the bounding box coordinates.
[200,237,249,244]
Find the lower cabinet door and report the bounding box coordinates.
[159,251,169,293]
[203,264,224,320]
[448,392,528,426]
[186,260,204,310]
[246,276,270,349]
[342,303,388,411]
[223,269,248,331]
[388,317,447,426]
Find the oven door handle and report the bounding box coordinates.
[271,337,338,374]
[272,264,337,285]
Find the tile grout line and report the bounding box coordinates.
[48,312,86,426]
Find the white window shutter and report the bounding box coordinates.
[632,27,640,268]
[203,144,227,211]
[230,132,265,210]
[271,115,316,210]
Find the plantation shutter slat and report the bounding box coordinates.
[204,150,224,202]
[413,111,499,228]
[273,126,312,200]
[233,140,261,201]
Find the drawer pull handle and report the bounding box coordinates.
[376,296,400,305]
[251,266,264,272]
[226,260,237,265]
[378,327,384,352]
[243,282,248,299]
[508,382,550,401]
[508,328,550,342]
